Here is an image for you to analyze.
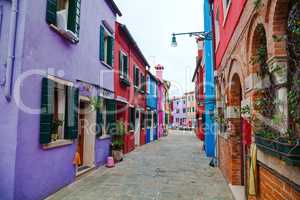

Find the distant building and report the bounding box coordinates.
[184,91,196,128]
[172,96,187,128]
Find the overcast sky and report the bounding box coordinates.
[114,0,204,97]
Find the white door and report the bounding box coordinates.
[135,110,140,146]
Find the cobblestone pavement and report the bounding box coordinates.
[47,131,233,200]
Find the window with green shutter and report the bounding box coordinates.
[99,25,114,67]
[141,112,145,128]
[119,50,130,86]
[105,99,116,135]
[40,77,78,145]
[46,0,81,42]
[134,67,139,89]
[129,107,135,131]
[96,97,104,137]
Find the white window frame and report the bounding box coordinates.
[222,0,232,26]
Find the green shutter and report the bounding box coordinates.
[67,0,81,36]
[119,51,123,77]
[106,99,116,135]
[107,36,114,67]
[40,78,55,144]
[99,25,105,61]
[96,97,103,137]
[124,55,128,79]
[65,86,79,140]
[46,0,57,25]
[136,68,140,87]
[129,107,135,130]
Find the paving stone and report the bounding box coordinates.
[46,131,233,200]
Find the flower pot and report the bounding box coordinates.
[112,150,123,162]
[255,135,279,157]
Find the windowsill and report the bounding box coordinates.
[49,24,79,44]
[101,61,113,69]
[42,139,73,150]
[97,135,111,140]
[120,77,130,87]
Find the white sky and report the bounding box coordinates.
[114,0,204,97]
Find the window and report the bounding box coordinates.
[140,73,146,92]
[129,107,135,131]
[104,99,116,135]
[119,50,129,84]
[100,25,114,67]
[222,0,231,24]
[215,8,220,47]
[134,66,140,89]
[192,107,195,112]
[40,77,79,145]
[183,108,186,113]
[176,109,179,114]
[183,100,186,104]
[46,0,81,42]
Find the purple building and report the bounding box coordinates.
[0,0,121,200]
[172,96,187,128]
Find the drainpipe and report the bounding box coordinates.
[207,0,218,165]
[4,0,19,101]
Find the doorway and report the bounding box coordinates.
[135,109,141,146]
[77,99,96,175]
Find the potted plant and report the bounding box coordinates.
[111,120,126,162]
[51,118,64,142]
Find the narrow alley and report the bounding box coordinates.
[46,131,233,200]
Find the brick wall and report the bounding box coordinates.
[218,136,231,182]
[248,164,300,200]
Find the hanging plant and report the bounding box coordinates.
[253,0,262,10]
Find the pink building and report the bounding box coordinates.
[155,64,165,139]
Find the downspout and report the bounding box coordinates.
[5,0,19,101]
[208,0,218,164]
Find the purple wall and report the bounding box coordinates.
[0,0,118,199]
[95,138,111,167]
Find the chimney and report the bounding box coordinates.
[155,64,164,81]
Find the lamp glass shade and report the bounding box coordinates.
[171,35,177,47]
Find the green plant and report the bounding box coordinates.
[112,140,124,150]
[253,0,262,10]
[90,97,103,111]
[256,130,276,140]
[116,120,126,136]
[241,105,251,115]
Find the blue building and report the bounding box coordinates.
[203,0,216,158]
[146,70,158,143]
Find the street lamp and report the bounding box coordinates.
[171,31,212,47]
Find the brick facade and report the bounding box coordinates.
[215,0,300,198]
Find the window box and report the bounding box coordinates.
[255,134,279,158]
[255,134,300,166]
[120,76,130,87]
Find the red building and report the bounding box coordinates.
[213,0,247,69]
[114,22,149,153]
[192,39,205,141]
